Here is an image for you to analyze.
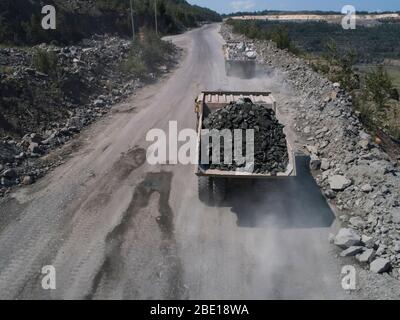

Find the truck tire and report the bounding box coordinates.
[198,176,212,204]
[212,178,227,204]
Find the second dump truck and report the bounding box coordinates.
[224,41,257,79]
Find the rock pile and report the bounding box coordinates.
[333,228,392,274]
[202,99,289,174]
[225,41,257,61]
[0,35,178,197]
[0,35,140,138]
[220,24,400,279]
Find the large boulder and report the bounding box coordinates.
[340,246,363,257]
[370,258,391,274]
[1,168,17,179]
[30,133,43,144]
[361,235,375,249]
[28,142,41,154]
[357,249,375,263]
[320,159,330,171]
[334,228,361,249]
[309,154,321,170]
[21,175,34,185]
[328,175,352,191]
[361,184,373,193]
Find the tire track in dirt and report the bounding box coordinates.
[85,171,184,300]
[2,147,147,299]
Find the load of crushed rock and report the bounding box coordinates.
[225,41,257,61]
[202,98,289,174]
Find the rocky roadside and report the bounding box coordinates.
[0,35,179,198]
[220,24,400,285]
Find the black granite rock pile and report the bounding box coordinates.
[202,98,289,174]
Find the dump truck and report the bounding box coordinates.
[195,91,296,204]
[224,41,257,79]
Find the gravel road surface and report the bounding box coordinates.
[0,24,349,300]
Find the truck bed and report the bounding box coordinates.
[223,42,257,79]
[195,91,295,178]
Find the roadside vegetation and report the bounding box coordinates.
[355,67,400,139]
[310,42,400,141]
[0,0,221,46]
[227,19,400,141]
[121,31,176,77]
[227,19,298,53]
[33,49,58,76]
[227,19,400,62]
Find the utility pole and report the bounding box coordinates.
[129,0,135,41]
[154,0,158,36]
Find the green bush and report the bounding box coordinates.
[319,39,360,91]
[354,96,378,130]
[121,31,175,77]
[0,65,13,75]
[353,68,400,140]
[33,49,58,76]
[140,31,175,70]
[121,44,147,77]
[271,28,290,50]
[386,104,400,140]
[365,66,394,108]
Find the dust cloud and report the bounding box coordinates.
[174,67,345,300]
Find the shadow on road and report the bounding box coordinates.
[228,155,335,229]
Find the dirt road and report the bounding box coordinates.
[0,24,348,299]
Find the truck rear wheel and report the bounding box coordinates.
[213,178,227,204]
[198,176,212,204]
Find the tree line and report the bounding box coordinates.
[223,10,400,17]
[0,0,221,45]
